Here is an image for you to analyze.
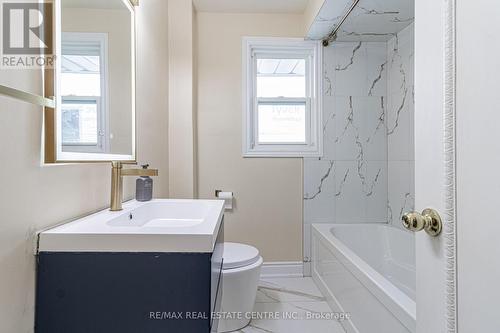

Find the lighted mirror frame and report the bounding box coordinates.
[44,0,137,163]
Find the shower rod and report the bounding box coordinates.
[322,0,361,46]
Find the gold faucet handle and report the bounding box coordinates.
[110,161,157,211]
[121,168,158,177]
[112,161,137,168]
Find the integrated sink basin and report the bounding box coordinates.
[37,199,224,253]
[107,201,207,228]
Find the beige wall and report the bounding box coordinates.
[303,0,325,35]
[196,12,304,262]
[167,0,197,198]
[0,1,168,331]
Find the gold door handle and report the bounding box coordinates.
[401,208,442,237]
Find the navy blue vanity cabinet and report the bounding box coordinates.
[35,219,224,333]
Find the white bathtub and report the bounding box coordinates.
[311,224,416,333]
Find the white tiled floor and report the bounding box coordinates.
[236,277,346,333]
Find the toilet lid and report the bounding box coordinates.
[222,242,260,269]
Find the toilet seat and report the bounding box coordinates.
[222,242,260,269]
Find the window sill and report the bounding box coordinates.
[242,150,323,158]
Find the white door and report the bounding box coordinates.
[455,0,500,332]
[413,0,457,332]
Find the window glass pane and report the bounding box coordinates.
[257,58,306,98]
[62,100,98,145]
[61,54,101,96]
[61,72,101,96]
[258,103,306,143]
[62,54,100,73]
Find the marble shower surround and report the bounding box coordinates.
[303,24,415,265]
[387,23,415,228]
[304,41,389,226]
[308,0,414,41]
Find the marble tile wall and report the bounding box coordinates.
[304,41,388,225]
[387,23,415,229]
[303,41,388,268]
[303,23,415,268]
[307,0,414,42]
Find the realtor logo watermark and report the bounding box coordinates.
[1,0,55,68]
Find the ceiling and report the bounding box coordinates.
[62,0,128,10]
[308,0,414,41]
[192,0,309,14]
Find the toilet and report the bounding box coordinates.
[218,242,263,332]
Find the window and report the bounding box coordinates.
[242,38,322,157]
[60,32,108,153]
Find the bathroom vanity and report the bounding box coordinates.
[35,200,224,333]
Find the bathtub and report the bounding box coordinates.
[311,224,416,333]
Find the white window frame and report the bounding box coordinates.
[242,37,323,157]
[61,32,109,153]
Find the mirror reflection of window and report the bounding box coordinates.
[61,32,108,153]
[54,0,134,161]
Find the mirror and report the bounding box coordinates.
[48,0,136,162]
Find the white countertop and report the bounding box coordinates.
[37,199,224,253]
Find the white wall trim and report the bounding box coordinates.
[260,261,304,279]
[444,0,457,331]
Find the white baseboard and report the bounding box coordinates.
[260,261,304,279]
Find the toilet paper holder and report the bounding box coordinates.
[215,189,234,196]
[215,190,234,210]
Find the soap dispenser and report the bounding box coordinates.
[136,164,153,202]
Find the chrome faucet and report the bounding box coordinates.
[110,161,158,211]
